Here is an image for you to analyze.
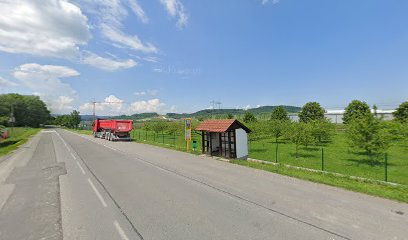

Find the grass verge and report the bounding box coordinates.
[0,128,41,157]
[230,160,408,203]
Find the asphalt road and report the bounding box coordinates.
[0,129,407,239]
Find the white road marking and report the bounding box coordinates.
[104,145,118,151]
[76,161,86,175]
[113,220,130,240]
[87,178,107,207]
[55,131,71,153]
[72,131,119,151]
[42,130,56,133]
[70,152,76,160]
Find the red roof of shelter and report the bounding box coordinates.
[195,119,251,133]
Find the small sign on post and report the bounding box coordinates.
[185,118,192,151]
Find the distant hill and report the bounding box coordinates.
[80,113,159,121]
[166,105,300,119]
[82,105,301,122]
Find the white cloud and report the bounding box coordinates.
[141,56,159,63]
[244,105,251,110]
[134,89,158,96]
[101,24,158,53]
[45,94,74,113]
[147,89,159,96]
[81,52,137,71]
[13,63,79,113]
[0,0,90,58]
[0,77,18,87]
[128,0,148,23]
[261,0,280,5]
[130,98,164,113]
[79,95,165,115]
[76,0,157,53]
[134,91,146,96]
[160,0,188,29]
[80,95,125,115]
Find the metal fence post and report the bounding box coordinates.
[385,153,388,182]
[321,148,324,171]
[162,131,164,144]
[275,142,278,163]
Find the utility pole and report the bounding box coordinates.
[91,100,96,122]
[9,104,15,135]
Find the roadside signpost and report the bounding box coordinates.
[185,118,192,151]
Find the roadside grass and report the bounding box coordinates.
[230,160,408,204]
[0,127,41,157]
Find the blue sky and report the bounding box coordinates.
[0,0,407,115]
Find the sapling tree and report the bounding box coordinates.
[298,102,325,123]
[285,122,314,158]
[343,100,371,124]
[271,106,290,121]
[310,119,336,143]
[346,113,391,160]
[393,101,408,122]
[243,111,257,123]
[268,119,290,143]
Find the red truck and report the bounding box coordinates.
[93,119,133,141]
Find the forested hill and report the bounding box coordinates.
[81,105,300,121]
[166,105,300,119]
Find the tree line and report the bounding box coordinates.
[53,110,81,129]
[0,93,50,128]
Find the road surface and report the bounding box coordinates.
[0,129,407,239]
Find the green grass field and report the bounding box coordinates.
[248,132,408,185]
[0,127,41,157]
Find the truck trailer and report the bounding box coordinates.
[92,119,133,141]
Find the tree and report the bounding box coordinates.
[165,122,183,135]
[310,119,335,143]
[343,100,371,124]
[0,93,50,127]
[268,119,290,143]
[69,110,81,129]
[393,101,408,122]
[227,113,234,119]
[243,111,257,123]
[386,121,408,148]
[285,122,314,158]
[271,106,289,121]
[150,121,167,134]
[298,102,325,123]
[346,114,391,159]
